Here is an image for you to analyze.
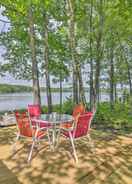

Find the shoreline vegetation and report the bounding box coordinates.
[0,101,132,131]
[0,83,127,94]
[0,84,72,93]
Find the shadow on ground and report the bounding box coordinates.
[0,160,22,184]
[0,126,132,184]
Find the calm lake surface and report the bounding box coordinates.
[0,92,111,111]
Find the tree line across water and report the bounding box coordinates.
[0,0,132,115]
[0,84,32,93]
[0,84,72,93]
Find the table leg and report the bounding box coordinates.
[55,126,61,148]
[52,128,56,151]
[51,124,60,151]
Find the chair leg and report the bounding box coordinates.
[28,140,35,163]
[52,128,56,151]
[87,134,95,152]
[69,131,78,163]
[12,133,20,153]
[55,128,61,149]
[47,129,52,150]
[28,128,38,163]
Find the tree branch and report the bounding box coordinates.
[0,18,10,24]
[1,4,26,17]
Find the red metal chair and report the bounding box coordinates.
[62,103,86,129]
[13,111,51,162]
[28,104,41,117]
[72,103,86,118]
[61,110,95,163]
[28,104,51,128]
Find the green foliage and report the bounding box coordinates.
[0,84,73,94]
[0,99,132,132]
[0,84,32,93]
[42,97,74,114]
[93,102,132,129]
[61,98,75,114]
[0,0,132,117]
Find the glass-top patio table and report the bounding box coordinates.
[31,113,73,150]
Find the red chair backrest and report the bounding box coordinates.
[15,111,33,137]
[28,104,41,117]
[72,104,85,118]
[73,112,93,138]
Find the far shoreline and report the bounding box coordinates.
[0,83,72,94]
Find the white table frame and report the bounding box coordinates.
[31,113,73,150]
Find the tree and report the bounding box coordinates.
[28,4,41,105]
[0,0,41,105]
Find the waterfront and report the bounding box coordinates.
[0,92,112,111]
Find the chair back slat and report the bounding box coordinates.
[28,104,41,117]
[15,111,33,137]
[72,104,86,123]
[73,112,93,138]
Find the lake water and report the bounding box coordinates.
[0,92,110,111]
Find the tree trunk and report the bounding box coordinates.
[28,6,41,105]
[89,0,94,110]
[124,50,132,113]
[43,13,52,113]
[67,0,79,104]
[117,34,132,111]
[73,69,79,104]
[59,74,63,114]
[78,65,87,106]
[109,47,114,109]
[117,34,132,96]
[125,52,132,97]
[114,83,117,103]
[67,0,86,105]
[95,0,104,105]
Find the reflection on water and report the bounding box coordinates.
[0,92,110,111]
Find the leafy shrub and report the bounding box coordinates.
[93,102,132,129]
[61,97,75,114]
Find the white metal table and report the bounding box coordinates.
[31,113,73,150]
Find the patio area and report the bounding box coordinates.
[0,126,132,184]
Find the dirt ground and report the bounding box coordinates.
[0,126,132,184]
